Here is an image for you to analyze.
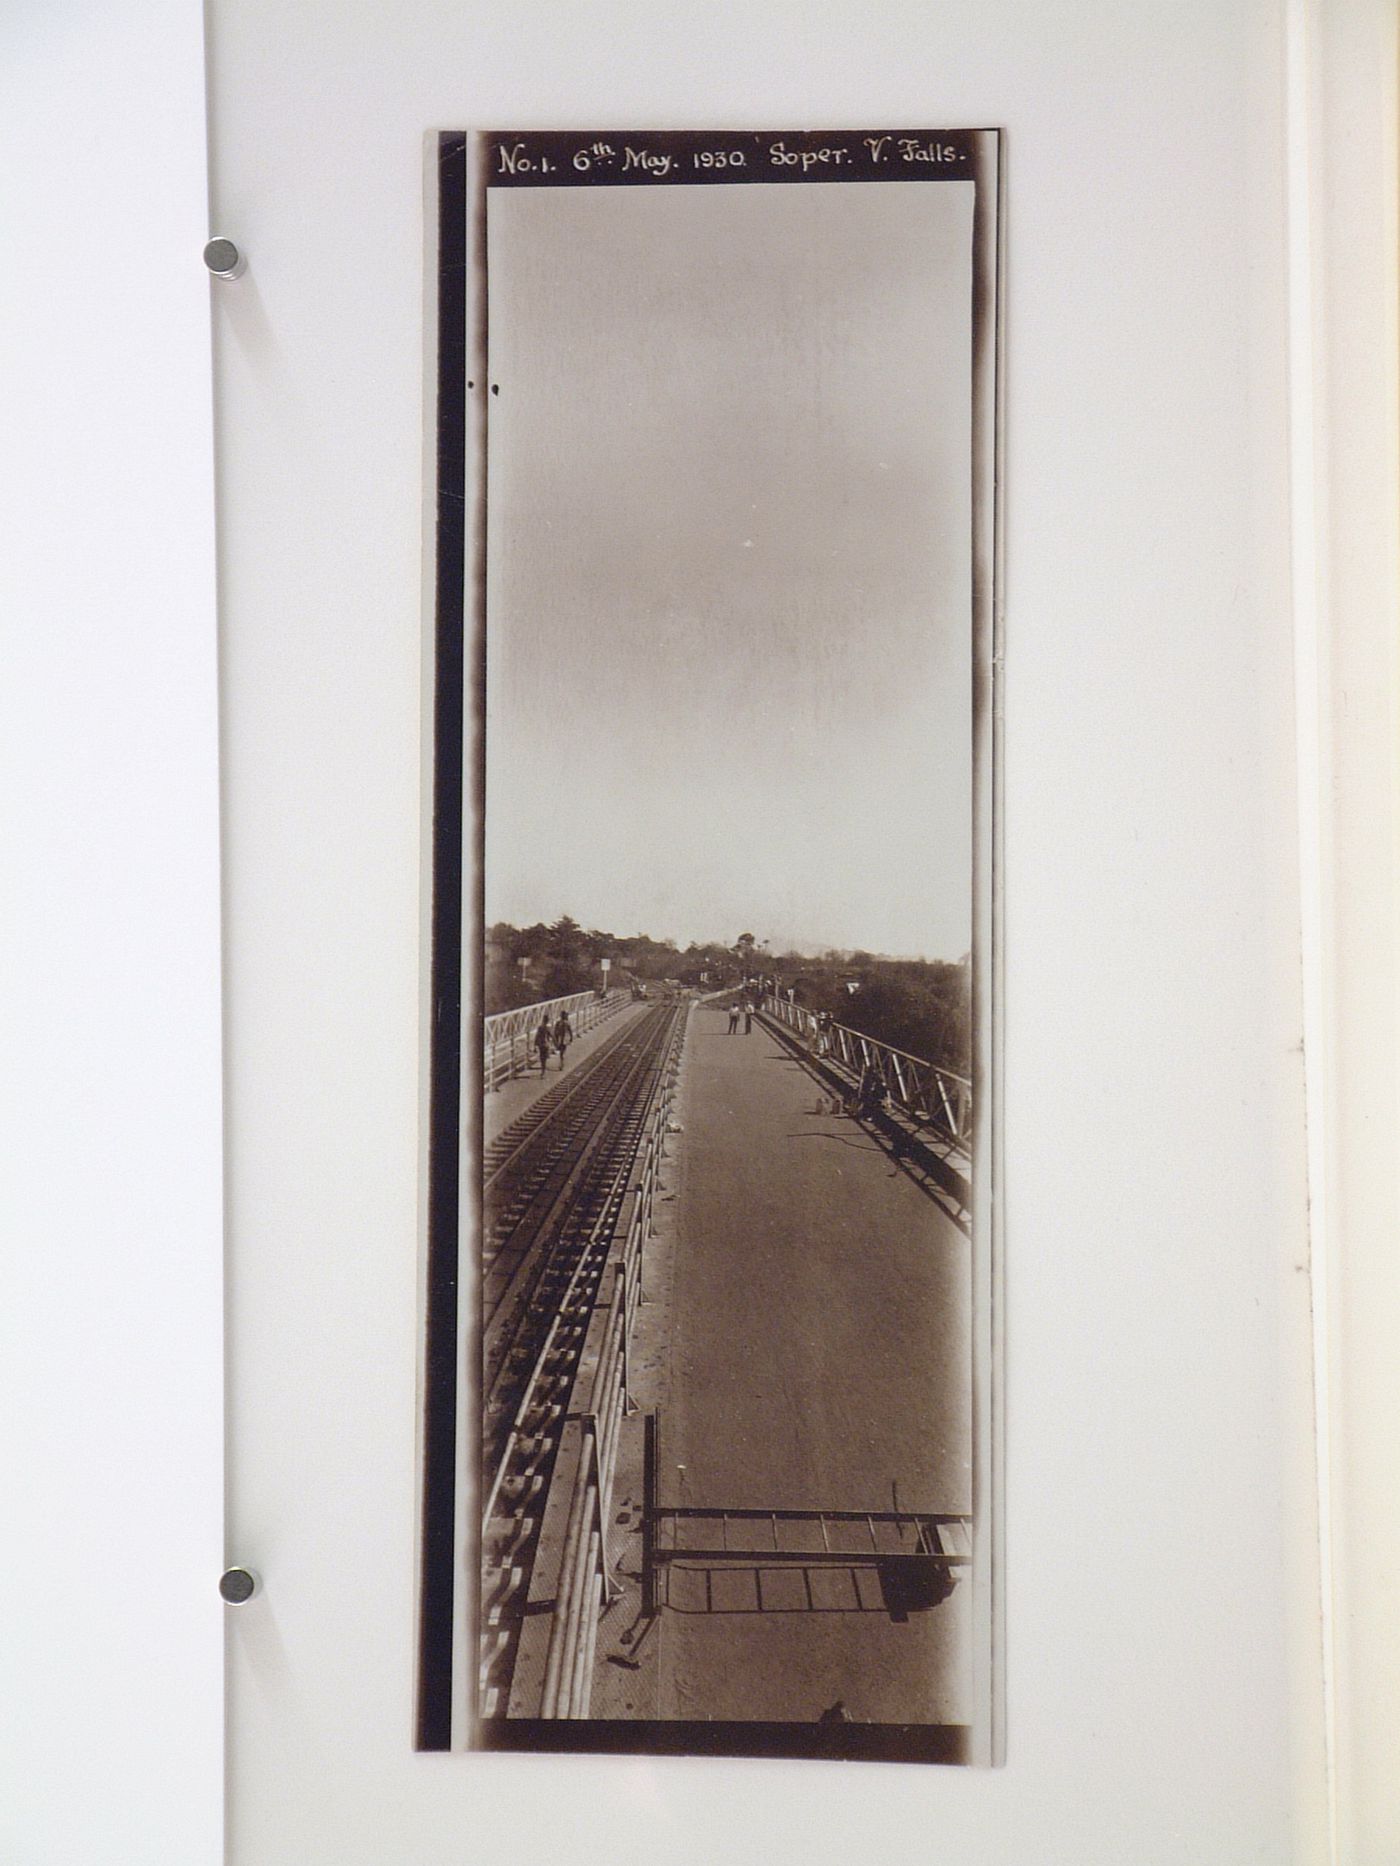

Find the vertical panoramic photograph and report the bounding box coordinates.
[420,128,1000,1765]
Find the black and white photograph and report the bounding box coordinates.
[420,127,1001,1764]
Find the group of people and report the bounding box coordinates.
[722,992,887,1118]
[533,1009,574,1073]
[810,1010,886,1118]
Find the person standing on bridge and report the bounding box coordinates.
[742,996,754,1035]
[727,1001,740,1035]
[534,1014,551,1075]
[856,1054,885,1119]
[552,1009,574,1070]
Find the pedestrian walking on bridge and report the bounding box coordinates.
[534,1015,551,1075]
[742,997,754,1035]
[727,1002,740,1035]
[552,1010,574,1070]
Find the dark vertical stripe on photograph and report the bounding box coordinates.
[416,129,468,1752]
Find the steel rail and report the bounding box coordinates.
[535,1010,686,1717]
[483,1008,672,1389]
[478,1031,669,1535]
[479,1183,626,1536]
[484,1003,669,1212]
[483,1008,646,1194]
[479,1002,685,1717]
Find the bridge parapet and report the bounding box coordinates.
[762,995,971,1153]
[484,989,630,1091]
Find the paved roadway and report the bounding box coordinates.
[657,1003,972,1726]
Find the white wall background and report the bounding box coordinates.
[1303,5,1400,1857]
[9,1,1398,1862]
[209,3,1325,1863]
[0,2,223,1863]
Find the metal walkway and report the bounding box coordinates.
[642,1415,971,1614]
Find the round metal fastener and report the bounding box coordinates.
[203,238,246,281]
[219,1566,259,1604]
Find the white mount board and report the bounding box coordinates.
[1,3,223,1862]
[210,2,1329,1861]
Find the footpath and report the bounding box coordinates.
[481,1000,647,1149]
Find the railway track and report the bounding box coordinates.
[478,1001,685,1715]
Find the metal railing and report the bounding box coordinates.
[522,1007,684,1717]
[642,1486,971,1615]
[761,995,972,1152]
[483,988,630,1091]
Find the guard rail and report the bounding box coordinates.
[762,994,971,1152]
[483,988,629,1091]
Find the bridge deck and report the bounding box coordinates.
[650,1001,972,1727]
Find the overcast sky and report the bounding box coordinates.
[483,176,974,960]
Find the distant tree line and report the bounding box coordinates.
[778,955,971,1078]
[484,917,971,1076]
[484,917,742,1013]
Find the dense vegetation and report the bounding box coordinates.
[777,954,971,1079]
[484,918,971,1077]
